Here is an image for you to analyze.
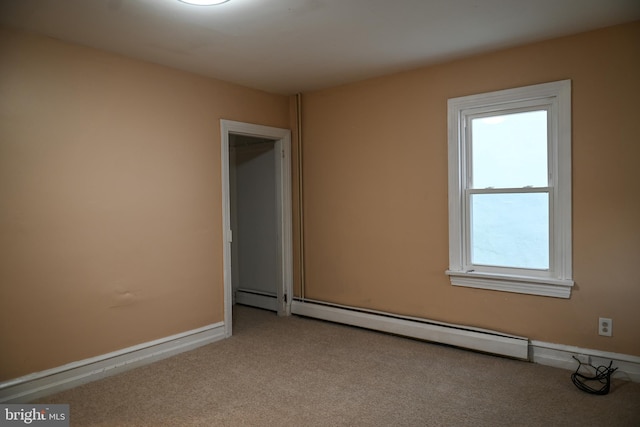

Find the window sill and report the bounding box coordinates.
[445,270,574,298]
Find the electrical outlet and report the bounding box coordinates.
[598,317,612,337]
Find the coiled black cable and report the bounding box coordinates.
[570,355,617,395]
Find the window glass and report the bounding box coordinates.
[471,110,548,189]
[470,192,549,269]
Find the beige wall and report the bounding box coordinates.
[300,22,640,356]
[2,21,639,383]
[0,28,289,381]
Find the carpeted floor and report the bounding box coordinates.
[37,305,640,426]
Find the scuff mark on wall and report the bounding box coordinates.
[109,286,141,308]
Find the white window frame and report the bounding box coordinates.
[446,80,573,298]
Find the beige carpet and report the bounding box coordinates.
[37,305,640,426]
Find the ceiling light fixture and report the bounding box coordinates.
[179,0,230,5]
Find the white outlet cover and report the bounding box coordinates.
[599,317,612,337]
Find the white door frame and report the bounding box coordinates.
[220,120,293,337]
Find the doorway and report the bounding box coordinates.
[220,120,293,337]
[230,134,278,312]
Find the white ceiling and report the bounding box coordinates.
[1,0,639,94]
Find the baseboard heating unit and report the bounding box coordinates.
[291,299,529,359]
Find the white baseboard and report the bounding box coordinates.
[0,322,226,403]
[530,340,640,382]
[235,289,278,312]
[291,300,529,359]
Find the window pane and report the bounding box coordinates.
[471,192,549,269]
[471,110,547,189]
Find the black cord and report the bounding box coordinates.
[571,356,617,395]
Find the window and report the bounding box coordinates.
[446,80,573,298]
